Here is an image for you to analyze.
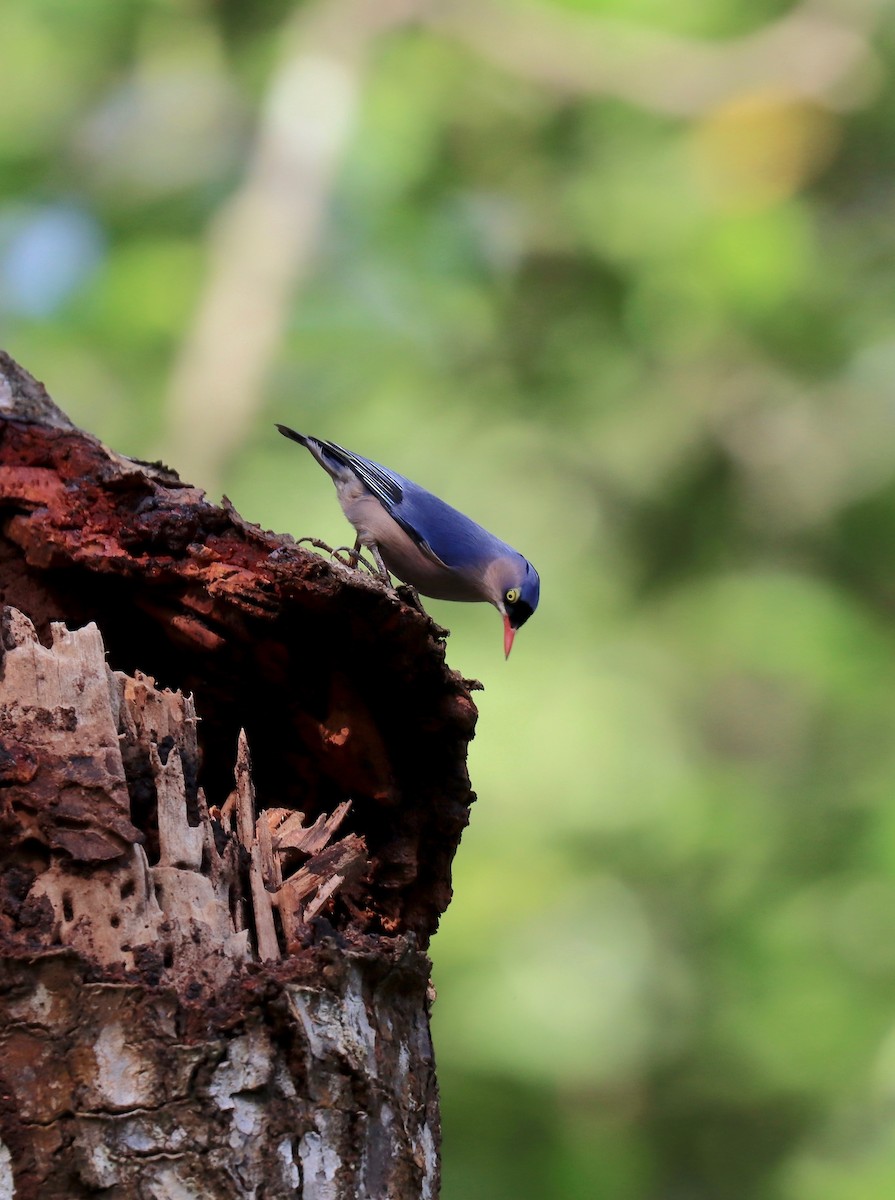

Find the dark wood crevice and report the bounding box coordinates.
[0,351,479,1197]
[0,350,478,950]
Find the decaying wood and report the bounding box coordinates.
[0,352,479,1199]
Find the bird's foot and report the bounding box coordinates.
[331,545,380,575]
[362,544,426,610]
[297,538,381,577]
[296,536,337,556]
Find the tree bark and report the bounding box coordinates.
[0,352,478,1199]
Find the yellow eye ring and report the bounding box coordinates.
[505,587,521,605]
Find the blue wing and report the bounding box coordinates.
[319,439,511,569]
[278,425,519,570]
[394,482,513,569]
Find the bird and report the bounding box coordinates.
[276,424,539,657]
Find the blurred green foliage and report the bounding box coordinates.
[4,1,895,1196]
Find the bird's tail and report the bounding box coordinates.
[276,423,309,448]
[276,424,350,482]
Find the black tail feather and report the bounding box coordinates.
[276,424,308,447]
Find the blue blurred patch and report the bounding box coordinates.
[0,204,105,317]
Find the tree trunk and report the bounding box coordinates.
[0,352,478,1199]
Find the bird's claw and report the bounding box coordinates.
[297,536,337,555]
[331,545,380,575]
[297,537,380,577]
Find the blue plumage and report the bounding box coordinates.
[277,424,540,656]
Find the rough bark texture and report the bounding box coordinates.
[0,352,478,1199]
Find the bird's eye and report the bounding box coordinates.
[505,587,521,605]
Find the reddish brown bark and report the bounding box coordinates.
[0,352,478,1199]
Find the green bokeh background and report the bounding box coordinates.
[4,2,895,1196]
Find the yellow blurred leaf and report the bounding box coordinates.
[690,90,840,212]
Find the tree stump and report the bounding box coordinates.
[0,352,478,1199]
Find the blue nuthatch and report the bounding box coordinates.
[277,425,539,657]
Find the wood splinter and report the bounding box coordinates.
[0,350,473,1200]
[231,730,368,959]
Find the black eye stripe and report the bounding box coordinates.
[508,599,534,629]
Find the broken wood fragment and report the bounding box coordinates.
[0,351,476,1198]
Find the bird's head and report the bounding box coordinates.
[489,555,540,658]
